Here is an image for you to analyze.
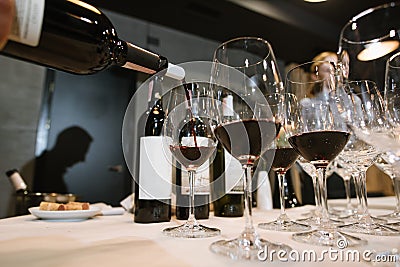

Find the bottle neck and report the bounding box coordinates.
[146,76,164,110]
[117,41,168,75]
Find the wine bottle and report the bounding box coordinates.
[1,0,184,79]
[211,93,244,217]
[134,76,172,223]
[6,169,29,215]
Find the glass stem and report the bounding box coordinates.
[352,173,362,214]
[354,171,373,224]
[316,167,330,228]
[312,175,321,212]
[187,170,197,225]
[392,177,400,213]
[344,178,352,211]
[278,172,287,217]
[243,166,254,232]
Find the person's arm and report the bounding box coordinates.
[0,0,15,50]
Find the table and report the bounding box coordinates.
[0,198,398,267]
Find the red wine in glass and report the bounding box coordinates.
[170,146,215,170]
[288,131,350,168]
[214,119,281,164]
[269,147,299,173]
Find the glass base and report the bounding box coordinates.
[339,222,400,236]
[258,219,311,232]
[292,229,367,247]
[296,216,343,227]
[329,207,357,218]
[386,222,400,230]
[339,214,387,224]
[163,222,220,238]
[378,211,400,221]
[210,231,292,261]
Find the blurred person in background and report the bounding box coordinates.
[307,51,338,102]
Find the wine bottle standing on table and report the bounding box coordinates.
[211,93,244,217]
[134,76,172,223]
[1,0,184,79]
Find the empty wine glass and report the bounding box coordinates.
[381,51,400,221]
[338,1,400,91]
[375,153,400,221]
[286,60,366,247]
[162,82,221,238]
[327,160,357,218]
[258,93,310,232]
[209,37,292,260]
[334,80,399,235]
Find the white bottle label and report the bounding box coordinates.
[9,0,45,47]
[180,136,211,195]
[222,94,234,117]
[9,172,27,191]
[138,136,172,200]
[224,150,244,194]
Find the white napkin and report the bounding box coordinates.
[120,194,134,212]
[92,203,125,216]
[257,171,273,210]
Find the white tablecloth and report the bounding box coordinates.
[0,198,399,267]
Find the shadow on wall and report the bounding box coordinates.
[6,126,93,217]
[32,126,93,193]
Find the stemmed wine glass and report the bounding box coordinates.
[162,82,221,238]
[258,93,311,232]
[209,37,292,260]
[382,51,400,221]
[327,160,357,218]
[334,80,399,235]
[286,60,366,246]
[338,1,400,91]
[375,153,400,222]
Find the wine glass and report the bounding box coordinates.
[258,93,311,232]
[286,60,366,247]
[209,37,292,260]
[327,160,357,218]
[375,153,400,221]
[337,1,400,91]
[162,82,221,238]
[382,51,400,221]
[334,80,399,235]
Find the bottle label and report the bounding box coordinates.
[9,0,45,47]
[180,160,210,195]
[138,136,172,200]
[222,94,234,117]
[224,150,244,194]
[9,172,28,191]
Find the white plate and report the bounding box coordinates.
[28,206,101,221]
